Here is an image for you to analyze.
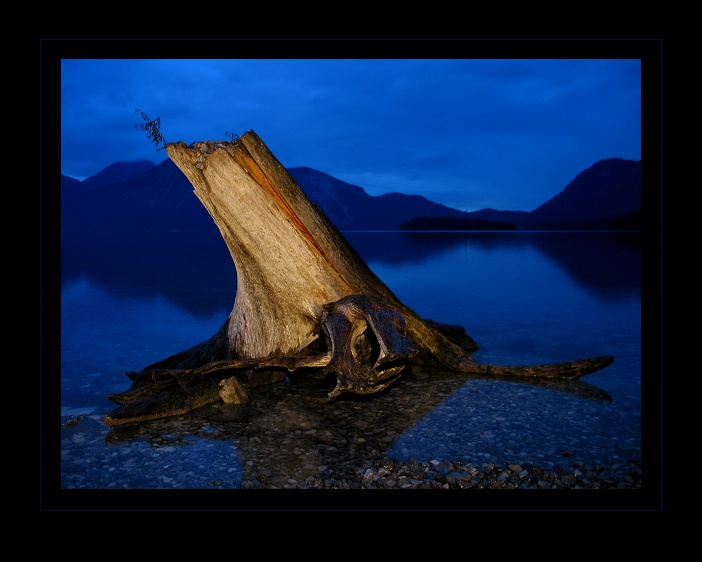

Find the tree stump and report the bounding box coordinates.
[104,131,613,426]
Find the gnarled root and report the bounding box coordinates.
[315,293,418,397]
[104,293,614,426]
[455,355,615,379]
[104,354,330,427]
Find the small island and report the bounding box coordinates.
[399,216,517,231]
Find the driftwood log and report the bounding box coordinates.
[104,130,613,426]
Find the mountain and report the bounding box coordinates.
[60,157,641,233]
[81,160,156,191]
[61,159,217,233]
[456,158,640,230]
[523,158,641,229]
[288,167,476,230]
[61,174,82,193]
[61,161,480,232]
[62,160,156,199]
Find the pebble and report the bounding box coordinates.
[59,367,642,492]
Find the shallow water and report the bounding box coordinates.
[48,230,652,508]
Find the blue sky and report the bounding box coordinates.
[59,49,644,213]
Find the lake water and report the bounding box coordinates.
[49,230,655,506]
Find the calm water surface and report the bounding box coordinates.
[54,230,647,499]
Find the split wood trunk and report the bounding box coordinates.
[104,130,613,426]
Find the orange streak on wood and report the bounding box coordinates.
[232,148,349,285]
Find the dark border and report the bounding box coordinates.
[40,37,663,513]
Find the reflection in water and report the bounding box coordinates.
[479,373,611,401]
[59,230,642,490]
[61,231,236,317]
[96,365,620,489]
[528,232,640,298]
[345,231,640,298]
[386,377,639,467]
[62,231,641,318]
[344,231,532,266]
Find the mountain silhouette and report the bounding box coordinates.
[62,159,218,233]
[523,158,641,229]
[61,157,640,232]
[287,167,477,230]
[62,160,157,200]
[454,158,640,230]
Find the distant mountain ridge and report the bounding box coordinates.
[449,158,641,230]
[287,167,477,230]
[61,157,641,232]
[526,158,641,229]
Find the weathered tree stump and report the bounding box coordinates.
[104,130,613,426]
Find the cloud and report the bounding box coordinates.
[59,55,642,212]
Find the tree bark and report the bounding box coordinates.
[104,130,613,426]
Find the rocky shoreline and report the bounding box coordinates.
[239,456,642,490]
[59,367,644,509]
[61,411,642,491]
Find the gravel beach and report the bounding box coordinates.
[54,364,651,512]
